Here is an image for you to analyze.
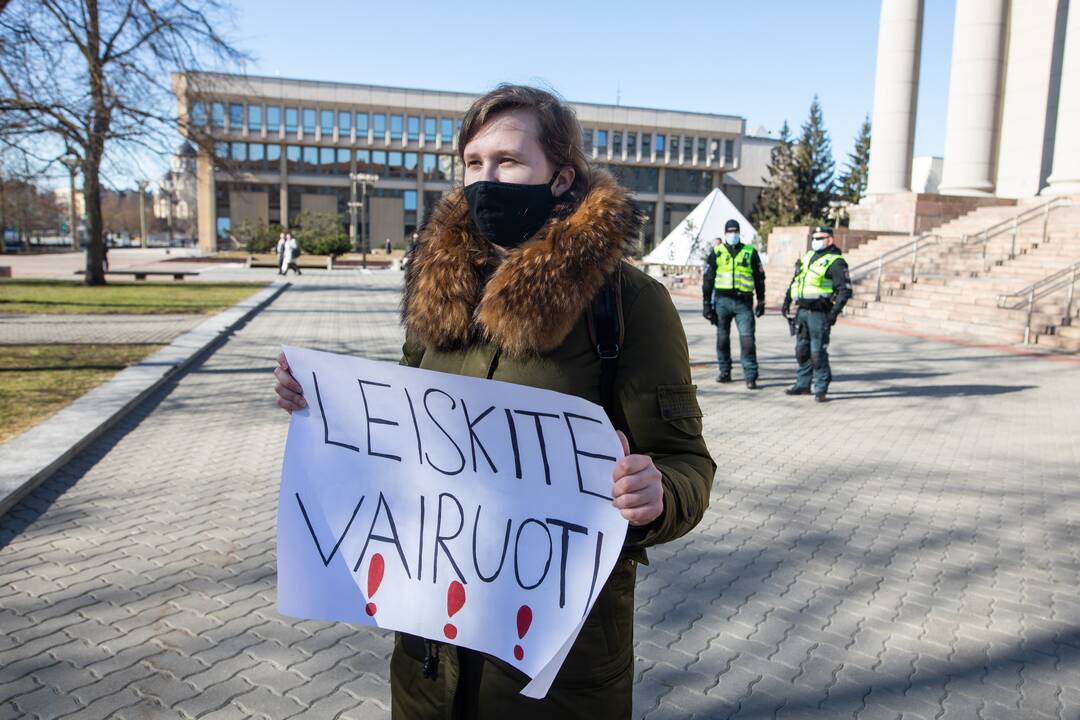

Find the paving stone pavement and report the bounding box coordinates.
[0,314,205,345]
[1,268,1079,720]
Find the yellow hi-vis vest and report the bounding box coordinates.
[791,250,842,300]
[714,244,756,293]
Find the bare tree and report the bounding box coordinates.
[101,190,141,236]
[0,0,246,283]
[0,147,63,250]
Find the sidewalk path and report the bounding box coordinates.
[1,269,1078,719]
[0,314,204,345]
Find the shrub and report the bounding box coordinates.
[232,221,283,253]
[292,211,350,256]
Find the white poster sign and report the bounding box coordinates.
[276,346,629,698]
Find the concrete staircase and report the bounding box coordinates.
[845,198,1080,352]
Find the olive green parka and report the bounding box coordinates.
[393,170,715,719]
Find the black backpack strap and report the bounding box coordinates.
[586,263,625,422]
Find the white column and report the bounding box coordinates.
[195,152,216,254]
[1045,5,1080,195]
[653,168,666,250]
[939,0,1007,195]
[280,147,289,228]
[866,0,924,195]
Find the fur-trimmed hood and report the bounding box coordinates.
[403,170,641,357]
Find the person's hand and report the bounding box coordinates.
[707,310,718,326]
[828,313,839,326]
[755,302,766,318]
[781,301,791,318]
[701,302,713,321]
[612,431,663,527]
[274,351,307,413]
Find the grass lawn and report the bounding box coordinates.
[0,344,162,443]
[0,279,266,315]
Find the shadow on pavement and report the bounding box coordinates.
[828,383,1036,400]
[831,370,951,383]
[633,448,1080,718]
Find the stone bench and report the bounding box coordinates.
[74,270,199,281]
[246,255,334,270]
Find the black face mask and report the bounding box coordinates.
[463,171,560,248]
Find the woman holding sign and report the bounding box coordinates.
[275,85,715,719]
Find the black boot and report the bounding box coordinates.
[746,379,758,390]
[785,386,811,396]
[717,371,732,383]
[814,392,828,403]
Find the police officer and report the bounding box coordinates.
[702,219,766,389]
[782,226,852,402]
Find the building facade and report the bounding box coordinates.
[152,143,198,234]
[173,72,772,253]
[866,0,1079,199]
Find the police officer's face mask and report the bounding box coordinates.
[464,171,561,249]
[724,233,741,245]
[811,238,828,251]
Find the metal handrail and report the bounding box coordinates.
[850,232,940,301]
[996,261,1080,345]
[849,196,1072,301]
[956,196,1072,270]
[849,232,932,279]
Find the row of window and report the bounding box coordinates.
[215,142,716,194]
[192,101,738,168]
[213,142,463,182]
[597,164,715,195]
[586,130,735,166]
[193,101,459,143]
[214,183,428,239]
[214,180,719,250]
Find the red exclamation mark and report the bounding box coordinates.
[514,605,532,661]
[443,581,466,639]
[365,553,385,616]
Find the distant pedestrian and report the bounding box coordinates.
[385,238,393,255]
[276,232,286,273]
[401,232,419,269]
[783,226,852,402]
[281,232,302,276]
[702,219,766,388]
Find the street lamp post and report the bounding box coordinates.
[60,150,80,251]
[348,172,379,269]
[827,200,849,234]
[161,176,175,246]
[137,180,149,249]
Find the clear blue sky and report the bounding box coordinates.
[228,0,955,169]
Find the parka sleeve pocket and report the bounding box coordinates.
[656,384,703,438]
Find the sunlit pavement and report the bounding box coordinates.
[2,269,1078,719]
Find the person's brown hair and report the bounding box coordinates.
[457,84,592,210]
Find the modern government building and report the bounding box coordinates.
[172,72,775,254]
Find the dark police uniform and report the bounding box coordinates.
[782,234,852,401]
[702,232,766,388]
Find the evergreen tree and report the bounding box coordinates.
[751,120,798,241]
[792,95,835,222]
[838,115,871,205]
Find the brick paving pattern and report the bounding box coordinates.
[2,269,1079,719]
